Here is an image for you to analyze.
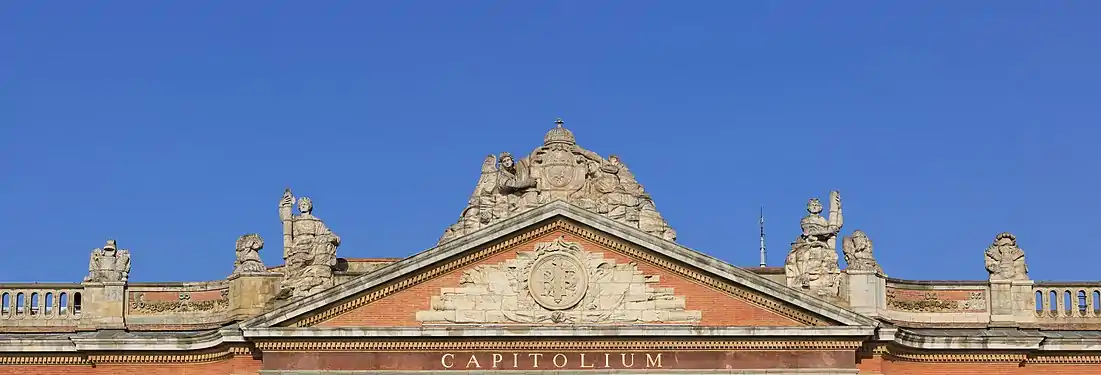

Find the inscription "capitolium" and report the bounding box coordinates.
[440,352,664,370]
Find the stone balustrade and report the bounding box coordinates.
[1034,282,1101,321]
[0,284,83,325]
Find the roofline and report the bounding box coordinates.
[241,200,878,329]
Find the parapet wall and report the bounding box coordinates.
[880,278,990,327]
[125,281,231,330]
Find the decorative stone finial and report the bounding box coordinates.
[543,118,576,146]
[842,230,883,274]
[84,239,131,283]
[231,233,267,276]
[985,232,1029,281]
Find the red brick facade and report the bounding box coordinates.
[2,219,1099,374]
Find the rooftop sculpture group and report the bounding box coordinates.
[439,119,677,244]
[73,119,1033,305]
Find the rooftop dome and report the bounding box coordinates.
[543,118,576,145]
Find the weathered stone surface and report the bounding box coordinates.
[438,119,676,245]
[128,289,230,315]
[784,191,843,298]
[842,230,882,273]
[231,233,267,275]
[416,236,701,324]
[985,232,1029,281]
[279,189,342,299]
[83,239,131,283]
[885,287,987,313]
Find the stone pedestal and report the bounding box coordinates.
[76,281,126,331]
[846,270,884,318]
[989,279,1034,327]
[229,272,282,321]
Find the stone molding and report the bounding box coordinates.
[242,326,876,339]
[255,369,858,371]
[6,325,1101,365]
[250,338,867,352]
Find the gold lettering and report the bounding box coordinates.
[621,353,635,368]
[552,353,567,368]
[604,353,611,368]
[646,353,663,368]
[491,354,503,368]
[512,353,519,368]
[580,353,595,368]
[528,353,543,367]
[466,354,481,369]
[441,353,454,369]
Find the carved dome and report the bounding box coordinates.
[543,118,575,145]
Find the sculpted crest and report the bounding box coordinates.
[439,119,677,244]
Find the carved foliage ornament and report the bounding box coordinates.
[128,290,230,315]
[885,288,987,313]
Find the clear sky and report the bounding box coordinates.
[2,2,1099,283]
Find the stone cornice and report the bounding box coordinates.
[892,329,1044,351]
[240,201,877,330]
[242,325,877,339]
[0,337,77,352]
[253,339,867,352]
[70,330,230,351]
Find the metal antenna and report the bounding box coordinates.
[759,206,767,267]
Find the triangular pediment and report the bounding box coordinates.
[240,201,877,329]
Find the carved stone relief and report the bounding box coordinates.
[128,290,230,315]
[984,232,1029,281]
[415,236,701,324]
[438,119,677,245]
[279,189,342,299]
[885,288,987,313]
[784,191,843,299]
[84,239,131,283]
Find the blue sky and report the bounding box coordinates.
[2,2,1098,283]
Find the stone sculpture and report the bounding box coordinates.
[416,236,701,324]
[784,191,844,298]
[842,230,883,273]
[231,233,267,275]
[984,232,1029,281]
[279,189,342,298]
[84,239,131,283]
[438,119,676,244]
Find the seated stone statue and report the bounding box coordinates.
[784,193,843,298]
[279,190,342,299]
